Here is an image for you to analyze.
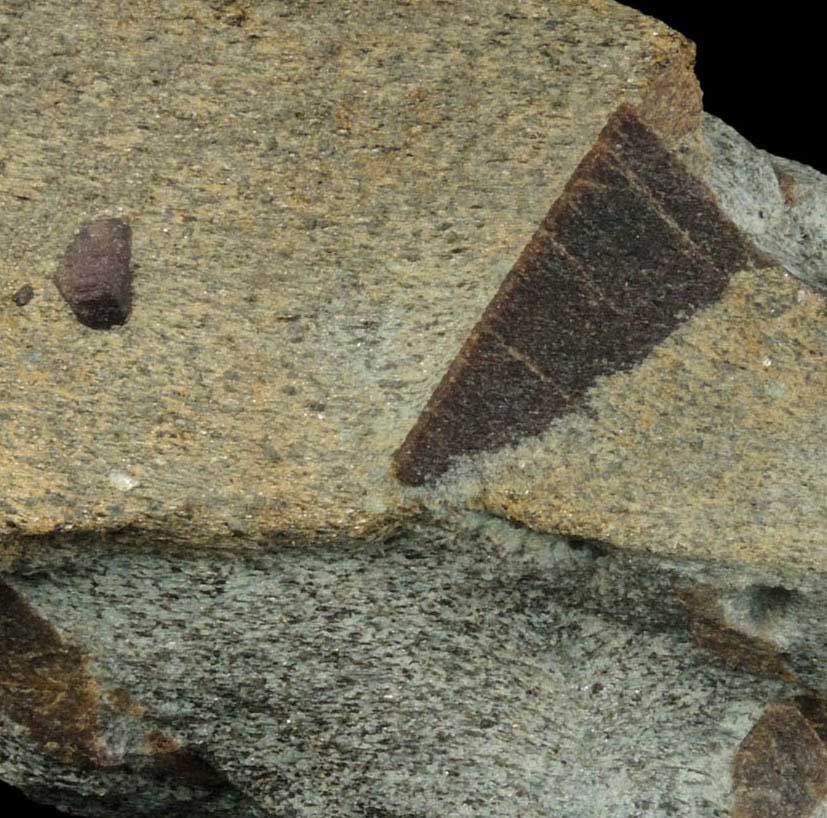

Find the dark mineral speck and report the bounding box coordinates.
[12,284,34,307]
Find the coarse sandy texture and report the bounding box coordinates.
[0,521,803,818]
[0,0,698,566]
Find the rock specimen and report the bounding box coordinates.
[1,1,826,817]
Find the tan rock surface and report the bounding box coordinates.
[0,0,697,565]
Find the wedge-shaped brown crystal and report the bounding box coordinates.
[393,105,771,485]
[732,699,827,818]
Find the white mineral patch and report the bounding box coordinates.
[108,469,140,492]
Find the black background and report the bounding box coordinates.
[625,2,822,172]
[1,4,821,818]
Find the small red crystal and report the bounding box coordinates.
[56,218,132,329]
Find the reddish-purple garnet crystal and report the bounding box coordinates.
[56,218,133,329]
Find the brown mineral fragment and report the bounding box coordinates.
[392,105,770,486]
[732,699,827,818]
[0,581,102,765]
[55,217,133,329]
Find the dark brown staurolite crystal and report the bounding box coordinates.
[393,105,772,486]
[56,218,132,329]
